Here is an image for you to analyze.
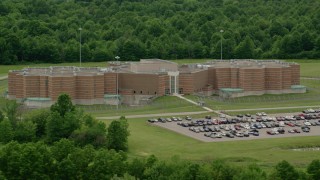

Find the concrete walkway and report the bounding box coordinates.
[173,94,214,112]
[96,111,209,120]
[0,76,8,80]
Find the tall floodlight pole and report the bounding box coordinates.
[79,27,82,67]
[220,29,224,60]
[115,56,120,110]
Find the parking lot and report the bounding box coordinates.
[149,109,320,142]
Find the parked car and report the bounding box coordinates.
[293,129,301,133]
[185,116,192,120]
[288,129,295,133]
[158,118,166,123]
[301,126,310,132]
[267,130,276,135]
[147,119,156,123]
[226,133,234,138]
[278,128,285,134]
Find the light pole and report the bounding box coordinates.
[220,29,224,60]
[79,27,82,67]
[115,56,120,110]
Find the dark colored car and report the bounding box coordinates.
[226,133,234,138]
[278,128,285,134]
[301,126,310,132]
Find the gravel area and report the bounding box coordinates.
[152,113,320,142]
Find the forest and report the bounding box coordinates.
[0,0,319,65]
[0,94,320,179]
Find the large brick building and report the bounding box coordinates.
[7,59,305,107]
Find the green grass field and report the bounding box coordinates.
[100,117,320,169]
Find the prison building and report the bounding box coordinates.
[7,59,305,107]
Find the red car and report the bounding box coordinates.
[293,129,301,133]
[287,122,295,127]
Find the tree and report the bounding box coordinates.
[46,111,80,143]
[2,101,20,127]
[24,109,50,138]
[234,36,255,59]
[14,121,36,143]
[272,160,299,180]
[87,149,127,179]
[128,158,146,179]
[0,141,54,179]
[0,119,13,143]
[307,160,320,180]
[0,110,4,122]
[46,94,80,143]
[50,93,75,117]
[70,115,108,148]
[235,164,267,180]
[106,116,130,151]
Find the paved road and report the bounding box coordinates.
[96,111,209,120]
[224,105,320,112]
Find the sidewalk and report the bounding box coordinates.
[96,111,209,120]
[0,76,8,80]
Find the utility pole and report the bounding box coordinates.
[220,29,224,60]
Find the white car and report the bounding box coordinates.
[304,121,312,126]
[307,109,315,113]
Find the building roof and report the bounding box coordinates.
[10,66,114,77]
[204,59,298,69]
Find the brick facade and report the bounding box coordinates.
[7,60,303,105]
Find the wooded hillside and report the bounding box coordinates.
[0,0,319,64]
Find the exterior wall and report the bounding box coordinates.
[265,68,282,90]
[290,64,300,85]
[157,75,167,96]
[192,70,208,92]
[207,68,215,89]
[39,76,49,98]
[24,76,40,98]
[230,68,239,88]
[119,73,160,95]
[282,67,292,89]
[239,68,265,91]
[104,73,116,94]
[214,68,231,89]
[178,73,193,94]
[8,72,17,98]
[49,76,76,100]
[94,75,104,98]
[75,76,94,99]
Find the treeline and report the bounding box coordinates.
[1,94,320,179]
[1,140,320,179]
[0,94,129,151]
[0,0,319,65]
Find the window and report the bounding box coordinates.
[133,91,136,94]
[140,91,142,94]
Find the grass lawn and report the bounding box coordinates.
[83,96,204,117]
[101,117,320,169]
